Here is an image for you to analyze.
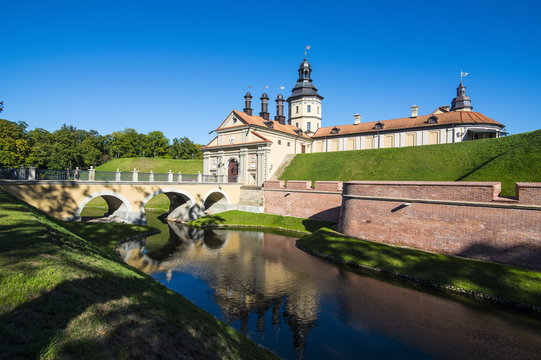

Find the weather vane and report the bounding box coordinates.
[304,45,311,59]
[460,70,469,82]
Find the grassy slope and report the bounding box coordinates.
[298,228,541,309]
[280,130,541,196]
[0,190,276,360]
[189,210,335,233]
[81,194,170,212]
[96,157,203,174]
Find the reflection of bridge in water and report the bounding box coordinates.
[118,222,541,360]
[119,224,321,358]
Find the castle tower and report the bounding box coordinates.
[450,81,473,111]
[287,59,324,133]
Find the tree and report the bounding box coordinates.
[109,128,141,158]
[0,119,32,167]
[28,128,53,168]
[144,131,169,157]
[169,137,202,159]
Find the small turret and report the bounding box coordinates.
[274,94,286,125]
[451,81,473,111]
[243,92,253,115]
[259,93,270,120]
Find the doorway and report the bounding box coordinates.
[228,159,239,182]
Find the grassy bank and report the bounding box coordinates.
[298,228,541,310]
[96,157,203,174]
[189,210,335,234]
[281,130,541,196]
[81,194,170,214]
[0,189,276,359]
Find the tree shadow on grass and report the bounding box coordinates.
[0,269,268,360]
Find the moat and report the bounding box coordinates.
[117,212,541,360]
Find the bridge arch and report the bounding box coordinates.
[141,188,195,214]
[76,191,133,220]
[202,188,230,212]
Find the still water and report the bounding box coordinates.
[118,212,541,360]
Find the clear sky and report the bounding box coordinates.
[2,0,540,144]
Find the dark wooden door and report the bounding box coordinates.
[228,159,238,182]
[301,145,306,154]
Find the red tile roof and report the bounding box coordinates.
[216,111,311,138]
[313,111,503,138]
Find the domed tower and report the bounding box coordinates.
[287,59,324,133]
[451,81,473,112]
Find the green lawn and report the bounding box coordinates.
[81,193,170,213]
[96,157,203,174]
[0,189,277,360]
[281,130,541,196]
[189,210,335,234]
[298,228,541,309]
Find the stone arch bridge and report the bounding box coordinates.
[0,180,259,224]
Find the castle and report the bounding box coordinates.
[202,59,505,185]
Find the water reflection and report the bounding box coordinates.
[118,214,541,360]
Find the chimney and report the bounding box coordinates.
[274,94,286,125]
[259,93,270,120]
[411,105,419,118]
[353,113,361,125]
[243,92,253,115]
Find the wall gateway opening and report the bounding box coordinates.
[228,159,239,182]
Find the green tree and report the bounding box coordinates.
[145,131,170,157]
[169,137,203,159]
[28,128,53,168]
[0,119,32,167]
[109,128,141,158]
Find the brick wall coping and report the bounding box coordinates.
[516,182,541,188]
[342,194,541,211]
[343,181,501,187]
[262,188,342,195]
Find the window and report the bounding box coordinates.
[296,106,299,114]
[307,122,311,131]
[307,105,311,113]
[374,122,384,130]
[278,140,282,145]
[287,142,291,147]
[296,122,299,128]
[317,106,320,114]
[427,116,438,124]
[331,127,341,134]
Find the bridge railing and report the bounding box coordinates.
[0,167,236,184]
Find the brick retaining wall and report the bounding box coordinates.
[263,181,342,221]
[264,180,541,269]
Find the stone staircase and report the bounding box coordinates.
[270,154,296,180]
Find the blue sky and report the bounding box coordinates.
[2,0,540,144]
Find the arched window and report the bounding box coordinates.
[296,106,299,114]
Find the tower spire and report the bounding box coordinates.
[451,79,473,112]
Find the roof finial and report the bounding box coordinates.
[304,45,311,60]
